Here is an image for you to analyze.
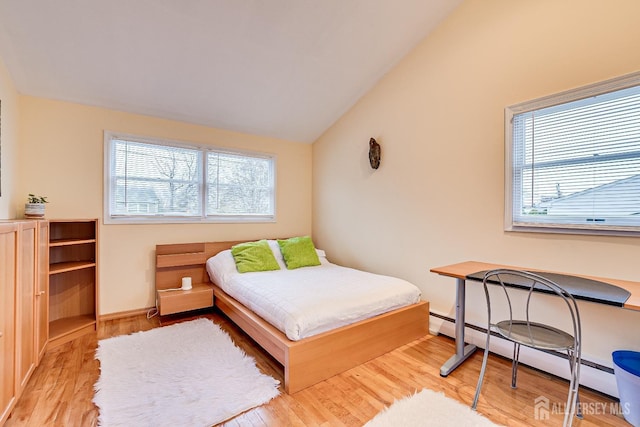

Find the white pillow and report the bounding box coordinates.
[205,249,237,285]
[267,240,288,270]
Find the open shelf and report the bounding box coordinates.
[50,238,96,247]
[48,315,97,348]
[49,261,96,275]
[48,220,98,347]
[49,314,96,338]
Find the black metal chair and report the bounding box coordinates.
[471,269,582,427]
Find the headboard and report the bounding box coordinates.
[155,241,245,290]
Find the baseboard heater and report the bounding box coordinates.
[429,311,614,375]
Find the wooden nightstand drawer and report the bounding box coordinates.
[157,283,214,316]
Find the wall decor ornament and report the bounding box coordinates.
[368,137,381,169]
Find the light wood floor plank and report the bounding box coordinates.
[4,309,629,426]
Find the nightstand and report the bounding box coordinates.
[156,283,214,316]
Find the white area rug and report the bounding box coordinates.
[365,389,500,427]
[93,318,280,427]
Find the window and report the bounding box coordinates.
[104,132,276,223]
[506,72,640,235]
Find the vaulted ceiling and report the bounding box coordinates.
[0,1,462,143]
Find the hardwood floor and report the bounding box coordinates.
[5,309,629,426]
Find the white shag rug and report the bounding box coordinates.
[365,389,500,427]
[93,318,280,427]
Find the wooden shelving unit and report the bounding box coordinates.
[48,219,98,347]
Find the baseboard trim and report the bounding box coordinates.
[99,307,154,322]
[429,311,614,375]
[430,311,622,398]
[429,311,620,397]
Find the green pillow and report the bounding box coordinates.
[277,236,321,269]
[231,240,280,273]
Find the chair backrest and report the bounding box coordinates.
[482,269,582,350]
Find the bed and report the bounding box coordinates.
[155,239,429,393]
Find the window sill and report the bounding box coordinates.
[506,224,640,238]
[103,216,276,225]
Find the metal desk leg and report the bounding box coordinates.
[440,277,477,376]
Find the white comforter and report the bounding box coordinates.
[206,250,422,341]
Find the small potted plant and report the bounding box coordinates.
[25,194,48,218]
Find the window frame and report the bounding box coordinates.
[103,131,277,224]
[505,71,640,236]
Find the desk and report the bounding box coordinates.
[430,261,640,377]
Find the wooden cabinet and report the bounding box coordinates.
[0,220,49,425]
[15,222,37,396]
[48,219,98,348]
[0,223,18,426]
[0,218,99,424]
[35,221,49,362]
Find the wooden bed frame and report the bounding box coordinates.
[155,240,430,394]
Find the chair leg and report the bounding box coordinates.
[563,373,580,427]
[562,349,582,427]
[472,333,492,410]
[574,382,583,419]
[567,349,583,419]
[511,342,520,389]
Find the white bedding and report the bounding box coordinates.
[206,246,421,341]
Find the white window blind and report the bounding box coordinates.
[507,72,640,234]
[105,133,275,223]
[206,151,274,217]
[112,139,202,216]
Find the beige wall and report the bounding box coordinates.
[18,96,312,314]
[312,0,640,394]
[0,56,20,217]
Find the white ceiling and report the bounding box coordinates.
[0,0,461,143]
